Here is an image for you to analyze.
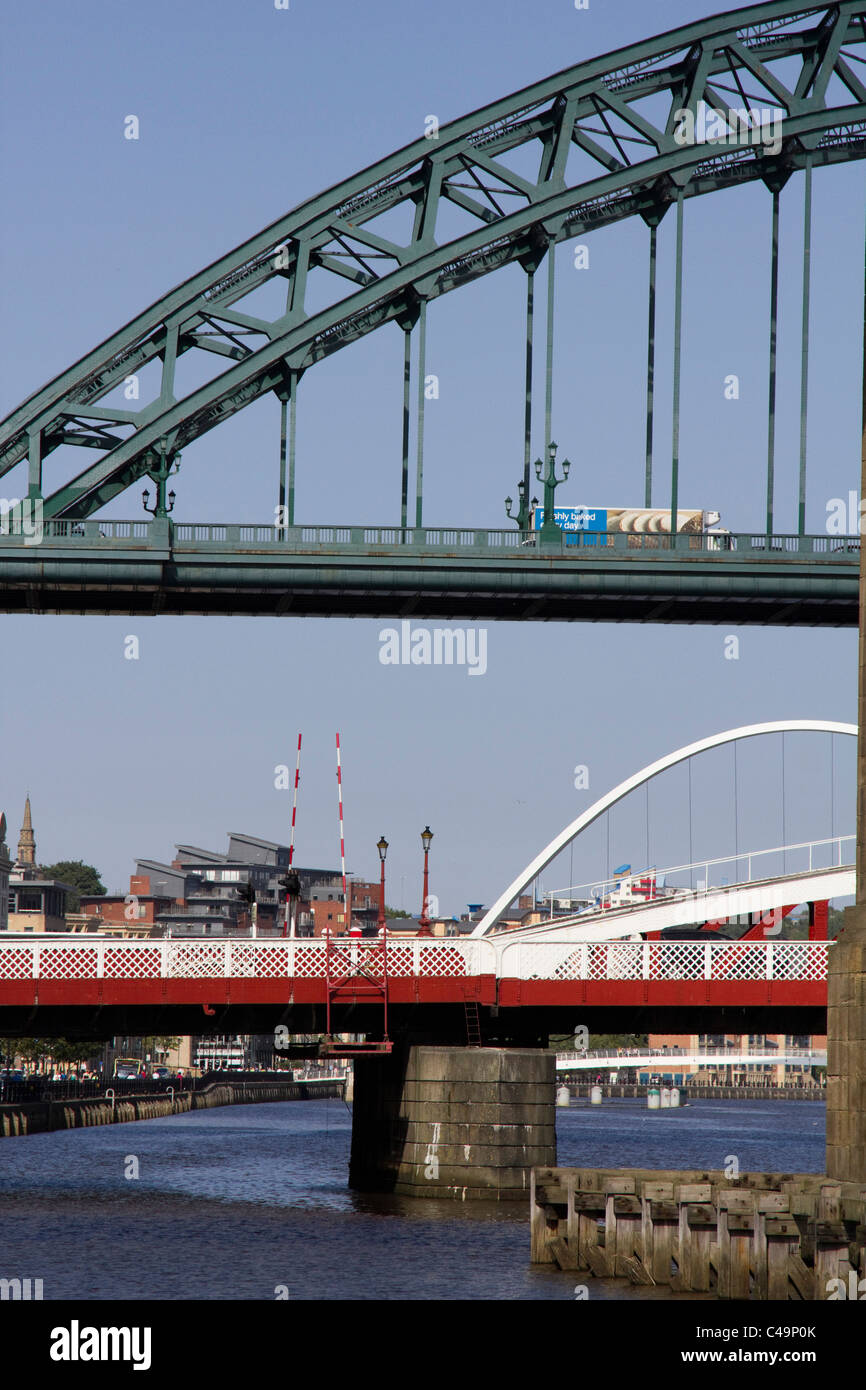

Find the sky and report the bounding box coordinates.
[0,0,861,915]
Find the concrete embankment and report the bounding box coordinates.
[565,1082,825,1102]
[0,1079,344,1137]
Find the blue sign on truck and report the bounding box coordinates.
[533,506,607,532]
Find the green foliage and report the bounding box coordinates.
[139,1035,180,1058]
[41,860,106,913]
[549,1032,648,1051]
[1,1037,98,1068]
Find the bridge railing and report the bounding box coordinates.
[0,935,829,982]
[558,1044,823,1061]
[543,834,855,915]
[0,521,858,558]
[497,939,830,982]
[0,936,499,980]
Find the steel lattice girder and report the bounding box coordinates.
[3,1,866,519]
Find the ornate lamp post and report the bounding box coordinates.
[418,825,434,937]
[534,441,571,543]
[504,478,530,531]
[141,445,181,518]
[377,836,388,933]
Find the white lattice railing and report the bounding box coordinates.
[498,939,830,982]
[0,937,496,981]
[0,936,831,983]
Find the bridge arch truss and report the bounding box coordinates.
[3,2,866,522]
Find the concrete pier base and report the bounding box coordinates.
[349,1045,556,1199]
[826,906,866,1182]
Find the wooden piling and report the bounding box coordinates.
[530,1166,866,1300]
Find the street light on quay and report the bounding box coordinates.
[377,835,388,934]
[418,825,434,937]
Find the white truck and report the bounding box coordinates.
[530,505,729,547]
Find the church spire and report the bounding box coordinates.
[17,794,36,869]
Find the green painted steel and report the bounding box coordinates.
[799,157,813,536]
[767,189,780,536]
[671,191,685,540]
[415,300,427,529]
[644,223,658,509]
[2,3,866,523]
[0,521,856,623]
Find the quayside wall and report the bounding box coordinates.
[0,1079,343,1137]
[564,1083,825,1102]
[531,1166,866,1299]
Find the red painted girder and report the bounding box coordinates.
[0,974,499,1007]
[497,979,826,1007]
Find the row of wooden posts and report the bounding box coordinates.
[531,1167,866,1299]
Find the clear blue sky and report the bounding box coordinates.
[0,0,859,911]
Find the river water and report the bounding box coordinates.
[0,1097,825,1301]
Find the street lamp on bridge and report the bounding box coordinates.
[377,835,388,934]
[418,825,434,937]
[504,478,530,531]
[534,441,570,543]
[141,446,181,519]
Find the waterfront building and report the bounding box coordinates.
[646,1031,827,1086]
[5,798,76,932]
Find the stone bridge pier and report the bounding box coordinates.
[827,909,866,1181]
[349,1044,556,1200]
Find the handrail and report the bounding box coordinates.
[0,519,859,558]
[0,934,831,983]
[543,834,855,911]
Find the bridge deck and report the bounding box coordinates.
[0,523,856,622]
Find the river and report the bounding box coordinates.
[0,1096,825,1300]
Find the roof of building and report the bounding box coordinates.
[9,875,78,894]
[228,833,287,852]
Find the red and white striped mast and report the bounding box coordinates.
[335,733,359,936]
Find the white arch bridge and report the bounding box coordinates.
[473,720,856,942]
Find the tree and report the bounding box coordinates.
[41,860,105,913]
[140,1035,181,1061]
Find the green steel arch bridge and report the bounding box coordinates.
[1,0,865,623]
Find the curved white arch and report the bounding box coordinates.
[472,719,857,936]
